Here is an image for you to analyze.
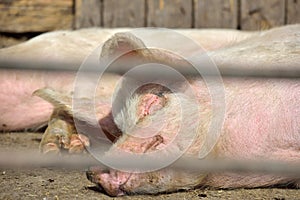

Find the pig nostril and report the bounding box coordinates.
[101,168,110,174]
[96,183,106,193]
[86,170,94,182]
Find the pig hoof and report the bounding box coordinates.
[68,134,90,154]
[35,88,91,155]
[40,133,90,155]
[40,143,60,154]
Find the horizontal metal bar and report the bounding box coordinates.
[0,58,300,78]
[0,151,299,176]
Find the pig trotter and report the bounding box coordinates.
[68,133,90,154]
[34,88,91,154]
[39,117,90,154]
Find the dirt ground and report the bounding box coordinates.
[0,132,299,200]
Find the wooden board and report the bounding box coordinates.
[0,0,73,33]
[103,0,145,27]
[147,0,192,28]
[240,0,285,30]
[194,0,238,28]
[75,0,102,29]
[286,0,300,24]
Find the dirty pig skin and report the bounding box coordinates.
[0,25,299,196]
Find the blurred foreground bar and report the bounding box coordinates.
[0,58,300,78]
[0,151,300,176]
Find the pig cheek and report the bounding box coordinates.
[121,172,173,195]
[120,173,157,194]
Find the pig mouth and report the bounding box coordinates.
[86,166,133,196]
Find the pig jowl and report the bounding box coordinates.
[81,28,300,196]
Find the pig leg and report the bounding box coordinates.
[39,114,90,154]
[40,119,90,154]
[35,87,121,154]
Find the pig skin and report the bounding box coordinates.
[0,28,252,131]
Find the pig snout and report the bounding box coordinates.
[86,166,205,196]
[86,166,129,196]
[86,167,156,196]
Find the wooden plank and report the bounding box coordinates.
[147,0,192,28]
[103,0,145,27]
[0,0,73,33]
[75,0,102,29]
[286,0,300,24]
[194,0,238,28]
[240,0,285,30]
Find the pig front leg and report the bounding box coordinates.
[39,116,90,154]
[34,87,121,154]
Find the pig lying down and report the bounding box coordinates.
[0,25,300,196]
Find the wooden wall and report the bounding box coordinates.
[75,0,300,29]
[1,0,300,32]
[0,0,299,46]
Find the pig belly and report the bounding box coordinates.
[203,77,300,188]
[0,70,75,131]
[0,70,120,131]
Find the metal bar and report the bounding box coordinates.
[0,57,300,78]
[0,151,299,176]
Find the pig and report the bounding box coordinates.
[85,77,300,196]
[0,25,298,131]
[0,27,254,131]
[0,25,300,196]
[81,26,300,196]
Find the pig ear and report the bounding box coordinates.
[100,32,191,74]
[100,32,148,59]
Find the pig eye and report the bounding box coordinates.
[155,92,164,97]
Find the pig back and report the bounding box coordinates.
[213,77,300,160]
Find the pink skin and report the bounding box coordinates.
[138,93,166,118]
[0,70,75,131]
[86,77,300,196]
[0,27,257,132]
[0,70,121,131]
